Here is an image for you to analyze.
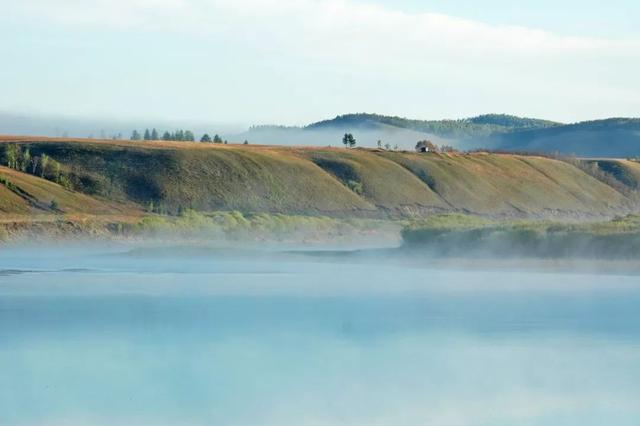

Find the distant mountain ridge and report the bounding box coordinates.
[299,113,640,157]
[2,111,639,157]
[307,113,561,139]
[485,118,640,157]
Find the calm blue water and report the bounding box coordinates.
[1,247,640,426]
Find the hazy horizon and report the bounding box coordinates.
[2,0,639,125]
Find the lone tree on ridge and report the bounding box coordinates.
[342,133,356,148]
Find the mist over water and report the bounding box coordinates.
[1,246,640,426]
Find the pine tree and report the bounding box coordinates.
[162,131,171,141]
[200,134,212,143]
[144,129,151,140]
[213,134,223,144]
[184,130,195,141]
[131,130,141,140]
[342,133,356,148]
[151,128,159,140]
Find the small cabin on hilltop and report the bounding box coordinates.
[416,140,437,153]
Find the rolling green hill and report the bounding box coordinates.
[0,138,638,220]
[379,152,631,216]
[0,165,136,216]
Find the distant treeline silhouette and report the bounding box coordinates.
[131,129,228,144]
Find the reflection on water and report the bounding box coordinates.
[1,247,639,426]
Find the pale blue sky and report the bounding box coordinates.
[1,0,639,126]
[373,0,639,37]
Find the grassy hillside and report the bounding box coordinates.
[0,140,375,216]
[0,138,637,220]
[379,152,630,216]
[0,165,136,216]
[299,149,448,213]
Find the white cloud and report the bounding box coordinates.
[3,0,640,122]
[12,0,636,80]
[11,0,629,54]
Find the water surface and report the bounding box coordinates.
[1,247,639,425]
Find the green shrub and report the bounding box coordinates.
[346,180,363,195]
[402,214,640,258]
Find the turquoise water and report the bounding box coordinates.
[1,247,640,425]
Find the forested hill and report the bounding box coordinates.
[302,114,640,157]
[306,113,561,139]
[487,118,640,158]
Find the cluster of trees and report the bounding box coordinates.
[200,134,226,144]
[2,144,68,187]
[342,133,356,148]
[130,129,229,144]
[131,129,195,142]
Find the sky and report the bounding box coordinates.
[1,0,639,126]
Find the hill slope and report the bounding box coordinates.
[0,138,637,219]
[0,165,135,216]
[379,152,629,216]
[484,118,640,157]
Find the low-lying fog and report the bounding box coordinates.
[1,246,639,426]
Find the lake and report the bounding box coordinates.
[1,246,640,425]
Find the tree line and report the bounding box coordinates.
[131,129,228,144]
[2,144,69,187]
